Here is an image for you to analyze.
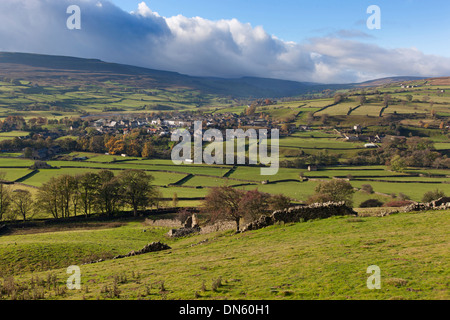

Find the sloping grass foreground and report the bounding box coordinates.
[1,210,449,300]
[0,221,174,277]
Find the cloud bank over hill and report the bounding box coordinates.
[0,0,449,83]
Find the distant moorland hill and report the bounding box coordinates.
[0,51,427,99]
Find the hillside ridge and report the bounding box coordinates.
[0,51,434,98]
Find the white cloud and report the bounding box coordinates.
[0,0,449,83]
[133,1,160,17]
[304,37,450,82]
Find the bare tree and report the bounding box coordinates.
[238,189,271,222]
[358,94,367,105]
[383,94,391,107]
[78,172,99,217]
[37,177,61,219]
[95,170,121,216]
[0,172,11,221]
[268,194,292,211]
[203,187,277,232]
[11,189,34,221]
[203,186,245,232]
[118,169,157,217]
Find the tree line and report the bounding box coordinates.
[0,169,160,221]
[0,128,173,160]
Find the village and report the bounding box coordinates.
[86,111,387,144]
[1,108,405,161]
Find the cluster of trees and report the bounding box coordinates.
[0,169,160,221]
[0,128,173,160]
[202,186,291,232]
[0,116,27,131]
[13,103,75,113]
[332,93,346,104]
[0,134,69,155]
[346,136,450,169]
[77,130,172,158]
[0,116,82,132]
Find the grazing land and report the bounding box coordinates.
[0,210,448,300]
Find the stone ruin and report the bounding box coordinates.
[167,213,201,238]
[183,214,199,229]
[243,202,357,232]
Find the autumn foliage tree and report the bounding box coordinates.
[238,189,271,222]
[246,103,257,116]
[268,194,292,211]
[141,141,154,158]
[203,186,245,232]
[203,186,291,232]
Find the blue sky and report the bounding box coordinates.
[110,0,450,56]
[0,0,449,83]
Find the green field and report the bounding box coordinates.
[350,180,450,202]
[0,168,33,182]
[1,155,448,204]
[0,131,29,137]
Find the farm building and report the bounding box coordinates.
[353,124,362,133]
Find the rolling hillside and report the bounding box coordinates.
[0,53,434,96]
[0,52,347,98]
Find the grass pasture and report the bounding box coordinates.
[0,168,33,182]
[22,168,105,187]
[1,210,448,300]
[350,180,450,202]
[0,153,448,205]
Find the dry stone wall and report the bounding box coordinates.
[243,202,357,231]
[403,197,450,212]
[82,242,171,265]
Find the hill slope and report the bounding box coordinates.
[355,76,428,87]
[0,52,348,98]
[3,210,449,300]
